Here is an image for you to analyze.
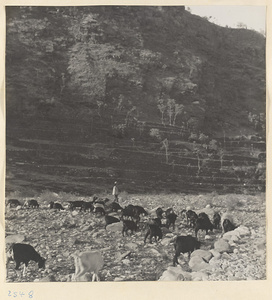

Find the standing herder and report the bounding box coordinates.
[112,181,119,202]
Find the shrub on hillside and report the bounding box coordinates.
[39,190,60,204]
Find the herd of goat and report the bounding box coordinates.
[6,196,236,281]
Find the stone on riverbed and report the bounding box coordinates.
[189,256,211,272]
[158,266,191,281]
[191,249,213,262]
[6,234,25,244]
[214,239,231,253]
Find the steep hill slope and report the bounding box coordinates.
[5,6,266,195]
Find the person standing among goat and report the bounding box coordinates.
[112,181,119,202]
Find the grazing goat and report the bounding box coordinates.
[221,212,234,229]
[23,199,39,208]
[94,206,105,216]
[165,207,174,217]
[68,201,85,211]
[122,220,138,236]
[156,207,164,219]
[7,199,22,208]
[108,202,123,212]
[195,213,214,239]
[144,224,163,243]
[81,202,94,212]
[183,210,198,227]
[166,213,178,230]
[213,212,221,229]
[105,215,120,228]
[133,205,148,217]
[223,219,236,233]
[49,201,64,210]
[173,235,200,266]
[6,243,45,277]
[71,250,104,282]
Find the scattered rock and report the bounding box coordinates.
[209,249,221,259]
[233,249,239,254]
[165,233,175,238]
[223,230,240,241]
[115,251,131,262]
[191,271,209,281]
[191,249,213,262]
[81,225,93,232]
[214,239,231,253]
[159,266,191,281]
[221,252,231,260]
[106,222,123,232]
[114,277,124,281]
[234,226,250,237]
[6,234,25,244]
[122,259,130,266]
[150,248,161,257]
[161,238,172,246]
[126,242,138,251]
[257,241,266,251]
[189,256,211,272]
[39,275,56,282]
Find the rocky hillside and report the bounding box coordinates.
[5,6,266,195]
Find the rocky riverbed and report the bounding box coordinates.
[5,192,266,282]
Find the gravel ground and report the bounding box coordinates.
[5,192,266,282]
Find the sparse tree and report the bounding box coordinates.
[161,138,169,164]
[199,133,209,144]
[218,148,225,169]
[96,100,104,117]
[157,98,167,125]
[115,95,125,112]
[173,103,184,126]
[125,106,136,125]
[150,128,161,140]
[167,98,176,126]
[137,121,146,136]
[237,22,247,29]
[209,139,218,152]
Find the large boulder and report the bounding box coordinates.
[106,222,123,232]
[161,238,172,246]
[214,239,231,253]
[221,212,234,228]
[223,230,240,242]
[191,271,209,281]
[209,249,221,259]
[234,226,250,237]
[189,256,211,272]
[38,275,57,282]
[150,248,161,257]
[158,266,191,281]
[126,242,138,251]
[191,249,213,262]
[6,234,25,244]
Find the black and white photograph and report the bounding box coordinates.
[3,3,268,288]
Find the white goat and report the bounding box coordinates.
[71,250,104,282]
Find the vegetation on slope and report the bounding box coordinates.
[5,6,266,195]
